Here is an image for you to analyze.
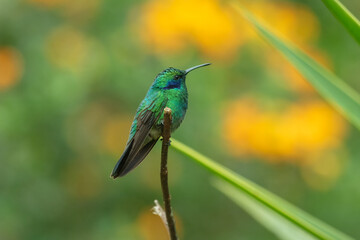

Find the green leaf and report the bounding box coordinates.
[231,4,360,131]
[321,0,360,44]
[170,139,354,240]
[213,179,316,240]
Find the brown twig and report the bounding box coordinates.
[160,107,178,240]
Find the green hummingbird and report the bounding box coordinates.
[111,63,211,179]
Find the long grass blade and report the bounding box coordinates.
[321,0,360,44]
[213,179,316,240]
[231,3,360,131]
[171,139,353,240]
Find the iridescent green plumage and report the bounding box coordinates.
[111,63,210,178]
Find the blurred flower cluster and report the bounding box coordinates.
[223,98,347,189]
[135,0,243,59]
[0,47,23,91]
[224,99,346,161]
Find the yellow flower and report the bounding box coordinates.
[101,115,131,156]
[135,0,243,59]
[46,26,90,72]
[0,47,23,91]
[223,98,347,163]
[135,0,320,60]
[65,101,133,156]
[301,151,347,191]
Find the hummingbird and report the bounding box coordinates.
[111,63,211,179]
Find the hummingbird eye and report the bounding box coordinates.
[174,75,180,80]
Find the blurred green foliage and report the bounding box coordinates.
[0,0,360,239]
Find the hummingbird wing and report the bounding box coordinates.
[110,98,167,178]
[117,138,158,177]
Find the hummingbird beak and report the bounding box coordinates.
[185,63,211,75]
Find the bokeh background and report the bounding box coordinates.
[1,0,360,239]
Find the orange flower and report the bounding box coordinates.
[0,47,23,91]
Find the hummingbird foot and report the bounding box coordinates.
[160,137,171,146]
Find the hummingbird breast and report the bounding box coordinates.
[156,88,188,132]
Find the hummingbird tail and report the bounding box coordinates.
[110,140,133,179]
[110,138,159,179]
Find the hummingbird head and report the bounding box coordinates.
[152,63,211,90]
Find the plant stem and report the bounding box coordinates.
[161,107,178,240]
